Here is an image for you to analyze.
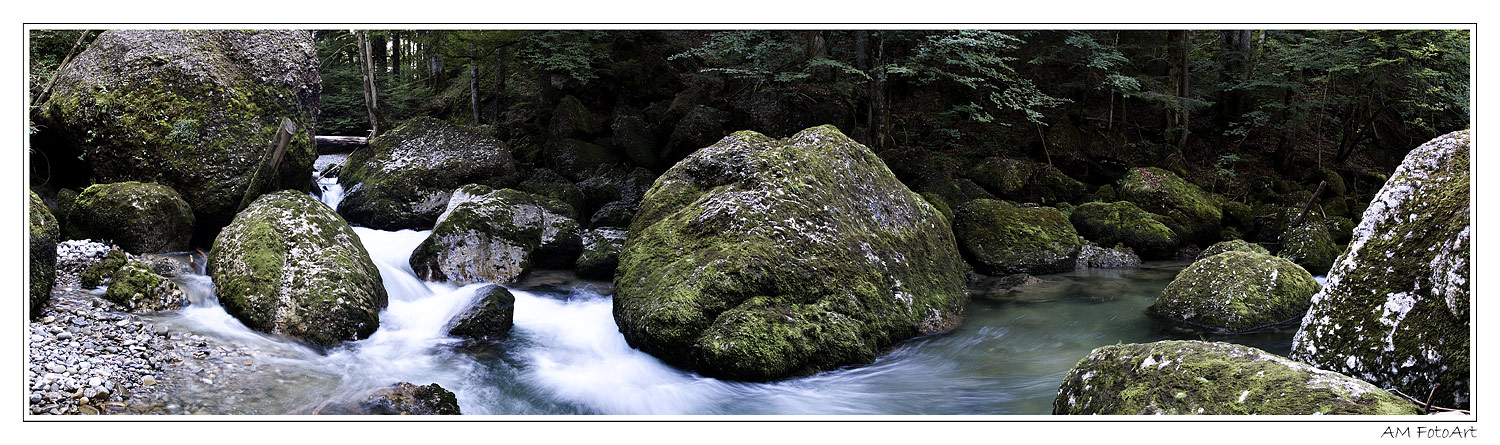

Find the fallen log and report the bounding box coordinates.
[316,135,367,153]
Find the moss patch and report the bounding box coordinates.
[29,190,60,318]
[953,199,1083,275]
[1149,251,1319,333]
[64,181,195,254]
[1070,201,1180,260]
[1120,167,1224,243]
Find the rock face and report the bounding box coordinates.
[339,117,521,230]
[1149,251,1319,334]
[954,199,1083,275]
[576,227,627,280]
[409,186,581,284]
[614,126,968,381]
[1291,130,1472,410]
[1054,341,1423,415]
[37,30,321,240]
[1196,239,1269,261]
[1076,244,1142,269]
[446,285,516,342]
[1120,167,1223,243]
[29,190,59,318]
[208,191,387,348]
[102,261,184,312]
[1069,201,1180,260]
[63,182,195,254]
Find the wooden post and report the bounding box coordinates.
[1290,180,1328,227]
[356,30,381,137]
[238,118,298,211]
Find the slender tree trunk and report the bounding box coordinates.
[869,34,889,150]
[356,31,381,137]
[1216,30,1253,128]
[493,47,506,123]
[372,32,387,79]
[391,31,402,83]
[469,44,479,125]
[1167,30,1191,151]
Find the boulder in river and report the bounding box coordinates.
[1148,251,1319,334]
[1195,239,1269,261]
[614,126,968,381]
[63,181,195,254]
[36,30,321,242]
[29,190,59,318]
[312,382,461,415]
[1069,200,1180,260]
[446,284,516,342]
[80,247,128,289]
[1276,220,1339,275]
[1054,340,1423,415]
[208,191,387,348]
[338,116,522,230]
[1119,167,1223,243]
[575,227,627,280]
[1291,130,1472,410]
[953,199,1083,275]
[409,185,582,284]
[102,261,184,312]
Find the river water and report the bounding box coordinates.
[135,158,1298,415]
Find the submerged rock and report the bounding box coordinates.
[315,382,461,415]
[575,227,627,280]
[208,191,387,348]
[63,182,195,254]
[1148,251,1319,334]
[1054,340,1423,415]
[339,116,521,230]
[1196,239,1269,261]
[614,126,968,381]
[1291,130,1472,410]
[1119,167,1223,243]
[36,30,320,240]
[953,199,1083,275]
[409,186,582,284]
[29,190,59,318]
[102,261,183,312]
[446,285,515,342]
[1069,201,1180,260]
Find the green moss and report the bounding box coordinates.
[968,157,1085,204]
[1149,251,1318,333]
[1069,201,1180,260]
[1055,341,1423,415]
[102,261,181,312]
[1197,239,1269,261]
[64,181,195,254]
[81,248,128,288]
[29,190,60,318]
[954,199,1082,275]
[1120,167,1224,243]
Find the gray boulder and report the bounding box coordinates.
[29,190,59,318]
[1148,251,1319,334]
[409,186,581,284]
[575,227,627,280]
[953,199,1083,275]
[446,284,515,342]
[63,182,194,254]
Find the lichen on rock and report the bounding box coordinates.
[102,260,183,312]
[1054,340,1423,415]
[1196,239,1269,261]
[1291,130,1472,410]
[208,191,387,349]
[1069,200,1180,260]
[1149,251,1319,334]
[614,125,968,381]
[409,185,582,285]
[63,181,195,254]
[954,199,1083,275]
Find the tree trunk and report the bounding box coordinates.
[356,31,381,137]
[1216,30,1253,128]
[493,47,506,123]
[469,44,479,125]
[869,34,889,150]
[1167,30,1191,151]
[372,32,387,79]
[391,31,402,83]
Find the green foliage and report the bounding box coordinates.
[893,30,1068,125]
[516,30,609,86]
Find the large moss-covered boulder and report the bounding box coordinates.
[1054,341,1423,415]
[102,261,183,312]
[63,182,195,254]
[339,116,521,230]
[208,191,387,348]
[1291,130,1472,410]
[576,227,627,280]
[1148,251,1319,334]
[516,169,586,220]
[1277,221,1339,275]
[954,199,1083,275]
[968,157,1086,205]
[1069,201,1180,260]
[1120,167,1224,243]
[549,95,601,139]
[37,30,320,241]
[409,186,581,285]
[29,190,59,318]
[1196,239,1269,261]
[446,284,515,342]
[614,126,968,381]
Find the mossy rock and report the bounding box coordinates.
[612,112,659,169]
[1220,201,1254,232]
[64,181,195,254]
[663,105,729,161]
[1069,201,1180,260]
[102,261,183,312]
[614,126,968,381]
[208,191,387,349]
[1119,167,1224,243]
[81,248,128,289]
[549,95,601,139]
[1291,130,1472,410]
[515,169,586,221]
[1196,239,1269,261]
[918,192,954,223]
[954,199,1082,275]
[968,157,1085,205]
[1054,340,1423,415]
[576,227,627,280]
[545,138,619,183]
[314,382,462,415]
[1092,184,1117,202]
[1319,168,1348,197]
[1148,251,1319,334]
[29,190,59,318]
[1277,221,1339,275]
[409,186,581,284]
[589,200,636,228]
[1324,216,1356,245]
[576,167,658,219]
[339,116,521,230]
[446,284,515,342]
[36,30,320,241]
[1076,243,1142,269]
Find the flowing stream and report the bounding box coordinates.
[136,156,1298,415]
